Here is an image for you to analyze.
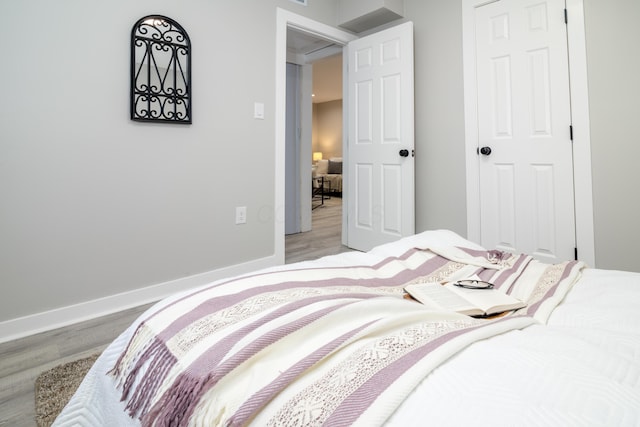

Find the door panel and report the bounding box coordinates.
[356,81,373,143]
[491,55,513,138]
[355,163,373,229]
[532,164,555,255]
[347,22,415,251]
[475,0,575,263]
[382,164,402,234]
[529,48,552,135]
[382,74,401,141]
[495,163,516,251]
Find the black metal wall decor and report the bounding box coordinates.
[131,15,192,124]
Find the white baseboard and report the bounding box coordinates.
[0,255,278,344]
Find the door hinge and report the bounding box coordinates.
[574,247,578,261]
[569,125,573,141]
[564,8,568,24]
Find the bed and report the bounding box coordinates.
[53,230,640,426]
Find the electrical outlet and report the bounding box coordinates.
[235,206,247,224]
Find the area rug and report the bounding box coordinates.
[34,353,100,427]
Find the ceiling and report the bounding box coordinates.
[287,28,343,104]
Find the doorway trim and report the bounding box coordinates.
[462,0,595,266]
[275,8,357,263]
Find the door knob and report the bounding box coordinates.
[399,149,409,157]
[478,146,492,156]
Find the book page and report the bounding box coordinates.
[405,283,477,313]
[446,284,525,314]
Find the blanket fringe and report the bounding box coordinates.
[143,371,213,427]
[116,336,178,419]
[109,322,157,382]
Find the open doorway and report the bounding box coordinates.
[284,29,349,263]
[310,54,343,211]
[276,10,416,262]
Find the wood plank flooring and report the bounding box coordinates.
[285,196,352,264]
[0,303,154,427]
[0,197,348,426]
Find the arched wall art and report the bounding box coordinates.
[131,15,192,124]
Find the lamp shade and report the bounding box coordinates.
[313,152,323,161]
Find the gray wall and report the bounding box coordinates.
[313,100,343,160]
[583,0,640,272]
[0,0,336,323]
[404,0,468,237]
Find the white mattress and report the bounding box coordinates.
[53,231,640,426]
[388,268,640,426]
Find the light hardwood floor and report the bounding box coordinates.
[285,196,352,264]
[0,196,349,427]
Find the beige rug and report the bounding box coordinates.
[34,353,100,427]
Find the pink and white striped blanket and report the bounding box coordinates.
[110,246,584,426]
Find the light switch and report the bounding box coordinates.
[254,102,264,120]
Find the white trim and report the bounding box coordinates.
[275,8,357,262]
[341,47,350,246]
[462,1,482,244]
[0,256,277,344]
[461,0,595,266]
[566,0,595,266]
[300,63,313,232]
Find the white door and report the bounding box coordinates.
[346,22,415,252]
[475,0,575,263]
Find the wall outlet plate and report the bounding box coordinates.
[235,206,247,224]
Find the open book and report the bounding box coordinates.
[404,281,526,317]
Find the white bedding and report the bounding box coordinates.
[53,230,640,426]
[389,268,640,426]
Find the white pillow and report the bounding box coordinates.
[316,159,329,174]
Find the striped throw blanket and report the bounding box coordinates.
[110,247,584,426]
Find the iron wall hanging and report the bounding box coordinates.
[131,15,192,124]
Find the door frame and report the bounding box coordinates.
[284,63,302,235]
[462,0,595,266]
[275,8,357,263]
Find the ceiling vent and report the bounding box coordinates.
[289,0,307,5]
[337,0,404,33]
